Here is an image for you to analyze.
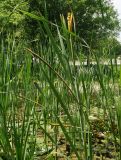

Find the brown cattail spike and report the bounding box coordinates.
[67,12,73,32]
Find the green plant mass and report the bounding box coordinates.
[0,0,121,160]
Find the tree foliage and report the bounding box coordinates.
[26,0,120,47]
[0,0,27,37]
[0,0,120,51]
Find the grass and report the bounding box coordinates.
[0,10,121,160]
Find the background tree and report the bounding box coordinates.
[0,0,27,38]
[0,0,120,57]
[25,0,120,48]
